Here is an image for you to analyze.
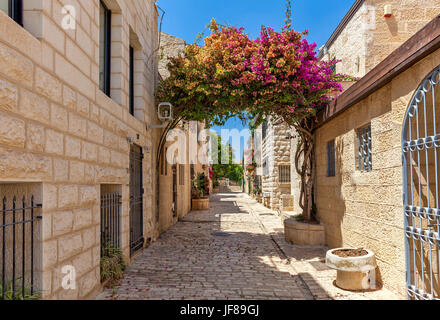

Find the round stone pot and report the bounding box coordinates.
[326,248,377,291]
[192,198,209,210]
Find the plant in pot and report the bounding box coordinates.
[192,172,210,210]
[326,248,378,291]
[284,204,326,246]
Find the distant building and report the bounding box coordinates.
[255,118,291,212]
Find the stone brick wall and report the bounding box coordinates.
[157,33,206,233]
[0,0,159,299]
[315,45,440,297]
[158,32,186,80]
[158,122,200,233]
[261,120,291,212]
[322,0,440,78]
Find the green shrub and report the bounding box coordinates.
[0,280,40,300]
[100,243,126,288]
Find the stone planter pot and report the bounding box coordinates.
[192,198,210,210]
[326,248,377,291]
[284,218,326,246]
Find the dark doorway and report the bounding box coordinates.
[172,164,177,218]
[129,144,144,257]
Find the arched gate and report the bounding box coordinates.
[402,65,440,300]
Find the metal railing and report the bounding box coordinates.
[100,193,121,255]
[357,124,372,173]
[1,195,42,300]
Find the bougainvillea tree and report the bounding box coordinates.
[156,2,345,221]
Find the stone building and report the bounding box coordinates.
[256,119,292,212]
[0,0,165,300]
[158,32,186,79]
[157,32,209,232]
[243,135,258,196]
[312,3,440,298]
[319,0,440,78]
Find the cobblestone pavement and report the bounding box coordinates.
[97,192,402,300]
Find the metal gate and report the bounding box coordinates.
[172,164,177,218]
[129,144,144,257]
[402,65,440,300]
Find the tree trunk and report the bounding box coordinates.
[293,118,316,222]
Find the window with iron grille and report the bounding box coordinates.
[327,140,336,177]
[179,165,185,185]
[100,189,121,257]
[0,0,22,25]
[330,60,336,73]
[0,188,42,300]
[357,124,372,172]
[279,165,291,184]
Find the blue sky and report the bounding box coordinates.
[156,0,356,162]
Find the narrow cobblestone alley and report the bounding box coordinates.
[97,191,401,300]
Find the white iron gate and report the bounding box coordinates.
[402,65,440,300]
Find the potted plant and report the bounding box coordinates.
[326,248,378,291]
[192,172,210,210]
[284,212,326,246]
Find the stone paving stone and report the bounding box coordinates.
[243,195,404,301]
[97,191,402,300]
[98,192,310,300]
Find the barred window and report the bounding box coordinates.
[330,58,336,73]
[179,165,185,185]
[279,165,291,184]
[357,124,372,172]
[327,140,335,177]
